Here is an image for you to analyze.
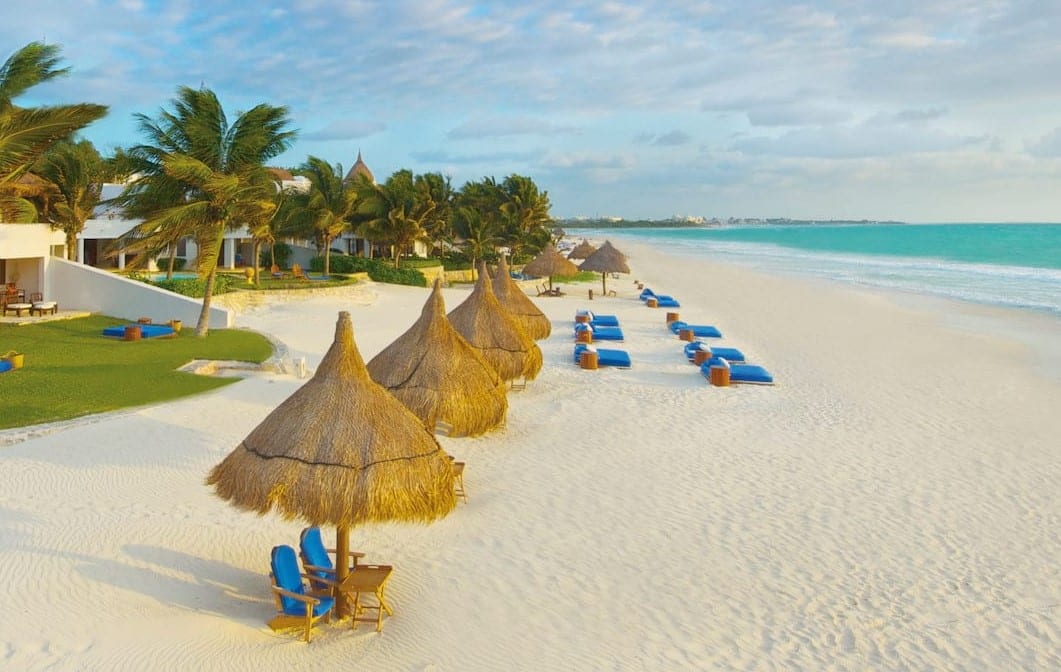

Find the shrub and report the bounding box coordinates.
[308,255,426,286]
[260,242,292,269]
[152,273,240,297]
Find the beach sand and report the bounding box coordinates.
[1,243,1058,670]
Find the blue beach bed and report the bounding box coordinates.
[700,356,774,385]
[639,288,680,308]
[574,322,625,341]
[575,310,620,327]
[668,320,722,338]
[573,344,632,369]
[683,341,746,363]
[102,323,177,339]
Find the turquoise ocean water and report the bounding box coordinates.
[580,223,1061,317]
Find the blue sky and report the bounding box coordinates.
[6,1,1061,222]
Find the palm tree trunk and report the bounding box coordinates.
[251,240,261,286]
[167,247,177,280]
[324,235,332,276]
[66,231,77,260]
[195,267,216,337]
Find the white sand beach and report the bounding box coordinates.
[1,243,1058,671]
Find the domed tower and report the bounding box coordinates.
[344,150,374,184]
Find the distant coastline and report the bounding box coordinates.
[559,217,907,228]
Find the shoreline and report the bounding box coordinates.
[1,242,1058,670]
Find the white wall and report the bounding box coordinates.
[47,258,233,329]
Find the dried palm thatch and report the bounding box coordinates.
[578,240,630,295]
[367,279,508,437]
[207,311,456,613]
[522,243,578,290]
[448,261,543,382]
[491,255,551,340]
[567,239,597,260]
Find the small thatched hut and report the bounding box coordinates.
[491,255,551,340]
[448,261,543,383]
[578,240,630,295]
[367,280,508,436]
[567,239,597,260]
[207,311,455,614]
[522,244,578,291]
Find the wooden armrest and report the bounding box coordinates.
[301,568,340,587]
[272,586,320,605]
[325,547,365,559]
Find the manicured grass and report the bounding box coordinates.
[0,316,274,430]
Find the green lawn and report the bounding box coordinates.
[0,316,274,430]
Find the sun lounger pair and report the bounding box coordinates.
[573,344,632,368]
[683,340,746,363]
[574,309,619,327]
[639,288,680,308]
[573,322,625,341]
[700,356,774,385]
[666,320,725,337]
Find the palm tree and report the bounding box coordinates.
[287,156,358,276]
[455,205,499,276]
[34,138,104,259]
[498,174,552,260]
[115,86,294,336]
[0,42,107,221]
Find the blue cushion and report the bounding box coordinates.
[0,360,12,373]
[639,288,656,300]
[589,315,620,327]
[299,527,334,581]
[574,344,631,368]
[699,359,774,384]
[670,321,721,338]
[683,342,745,362]
[654,297,681,308]
[102,324,176,339]
[272,545,310,616]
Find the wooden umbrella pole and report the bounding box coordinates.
[335,526,351,617]
[601,273,607,295]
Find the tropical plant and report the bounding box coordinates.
[0,42,107,222]
[113,86,294,336]
[453,205,499,275]
[285,156,358,276]
[34,138,104,259]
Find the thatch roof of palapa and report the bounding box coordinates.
[579,240,631,295]
[522,244,578,279]
[448,261,543,382]
[567,239,597,260]
[491,256,552,340]
[578,240,630,275]
[367,280,508,437]
[207,311,456,527]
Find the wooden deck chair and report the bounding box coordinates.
[292,263,309,281]
[268,545,335,642]
[270,264,285,279]
[299,527,394,632]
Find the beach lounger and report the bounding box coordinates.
[268,545,335,642]
[640,288,680,307]
[573,344,631,368]
[669,320,722,338]
[101,323,177,339]
[573,322,624,341]
[683,341,746,363]
[575,309,619,327]
[700,356,774,385]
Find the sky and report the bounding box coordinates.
[5,0,1061,222]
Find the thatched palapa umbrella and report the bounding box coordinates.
[367,279,508,436]
[579,240,630,295]
[448,261,543,383]
[567,239,597,260]
[207,311,455,616]
[491,255,552,340]
[522,243,578,291]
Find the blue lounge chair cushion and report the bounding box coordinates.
[699,357,774,384]
[102,324,177,339]
[683,341,745,362]
[574,344,632,368]
[0,360,12,373]
[299,527,335,582]
[669,320,721,338]
[575,310,620,327]
[573,323,624,341]
[639,288,656,300]
[654,296,680,308]
[271,545,335,617]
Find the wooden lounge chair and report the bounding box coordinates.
[292,263,309,281]
[268,545,335,642]
[270,264,285,279]
[29,292,58,316]
[299,527,394,632]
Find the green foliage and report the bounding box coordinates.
[307,255,426,286]
[151,273,240,297]
[0,316,273,430]
[260,241,291,268]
